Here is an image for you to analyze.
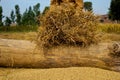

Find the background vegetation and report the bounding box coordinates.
[84,1,93,11]
[98,23,120,34]
[109,0,120,21]
[0,3,41,32]
[0,0,120,34]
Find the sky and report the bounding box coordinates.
[0,0,111,17]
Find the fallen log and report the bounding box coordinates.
[0,39,120,72]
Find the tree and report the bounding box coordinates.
[42,6,50,15]
[22,6,36,26]
[5,17,11,26]
[33,3,40,25]
[10,10,15,23]
[84,1,93,11]
[15,5,21,25]
[21,9,28,25]
[0,6,3,26]
[22,3,41,26]
[33,3,40,17]
[109,0,120,21]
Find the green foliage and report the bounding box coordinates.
[10,10,15,23]
[109,0,120,21]
[28,6,36,23]
[21,3,41,26]
[0,3,41,32]
[33,3,40,17]
[21,9,28,25]
[22,6,36,26]
[0,25,38,32]
[98,23,120,34]
[15,5,21,25]
[33,3,41,25]
[84,1,93,11]
[0,6,3,26]
[42,6,50,15]
[4,17,12,26]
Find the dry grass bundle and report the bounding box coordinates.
[36,3,99,50]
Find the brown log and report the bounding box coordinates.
[0,39,120,72]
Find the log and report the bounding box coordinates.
[0,39,45,68]
[0,39,120,72]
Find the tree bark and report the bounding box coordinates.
[0,39,120,72]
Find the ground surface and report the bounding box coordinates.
[0,32,37,40]
[0,67,120,80]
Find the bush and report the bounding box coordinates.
[36,3,99,49]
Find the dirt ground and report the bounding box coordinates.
[0,67,120,80]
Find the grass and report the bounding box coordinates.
[0,25,38,32]
[0,32,37,40]
[0,25,38,40]
[96,23,120,42]
[98,23,120,34]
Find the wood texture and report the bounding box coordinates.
[0,39,120,72]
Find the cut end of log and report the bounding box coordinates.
[108,42,120,57]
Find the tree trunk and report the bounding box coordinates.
[0,39,120,72]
